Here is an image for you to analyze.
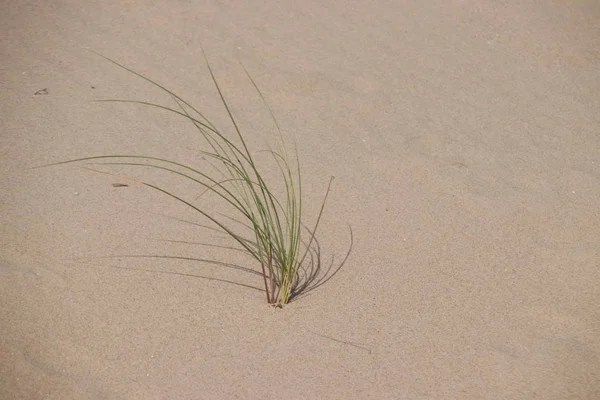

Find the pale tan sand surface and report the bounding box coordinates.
[2,1,599,399]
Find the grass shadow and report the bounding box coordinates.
[72,221,352,305]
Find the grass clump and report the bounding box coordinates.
[41,53,345,307]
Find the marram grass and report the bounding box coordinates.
[40,53,348,307]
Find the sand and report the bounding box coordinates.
[1,1,599,399]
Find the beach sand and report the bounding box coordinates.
[1,1,599,398]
